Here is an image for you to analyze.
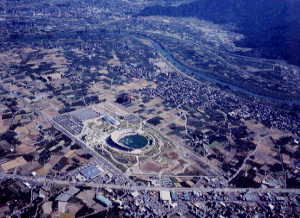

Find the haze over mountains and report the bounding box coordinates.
[139,0,300,66]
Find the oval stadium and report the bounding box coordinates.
[106,129,154,154]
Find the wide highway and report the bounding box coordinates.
[1,172,299,194]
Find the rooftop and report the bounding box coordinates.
[70,108,98,121]
[95,194,112,207]
[160,190,171,201]
[80,165,102,180]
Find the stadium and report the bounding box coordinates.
[105,129,155,155]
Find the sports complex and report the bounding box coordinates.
[55,105,203,176]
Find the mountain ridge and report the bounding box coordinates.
[139,0,300,66]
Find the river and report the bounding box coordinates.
[135,33,300,105]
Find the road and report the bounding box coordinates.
[1,172,299,194]
[129,173,216,178]
[227,140,259,184]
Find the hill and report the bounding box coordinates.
[139,0,300,66]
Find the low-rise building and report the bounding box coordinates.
[160,190,171,202]
[95,194,112,207]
